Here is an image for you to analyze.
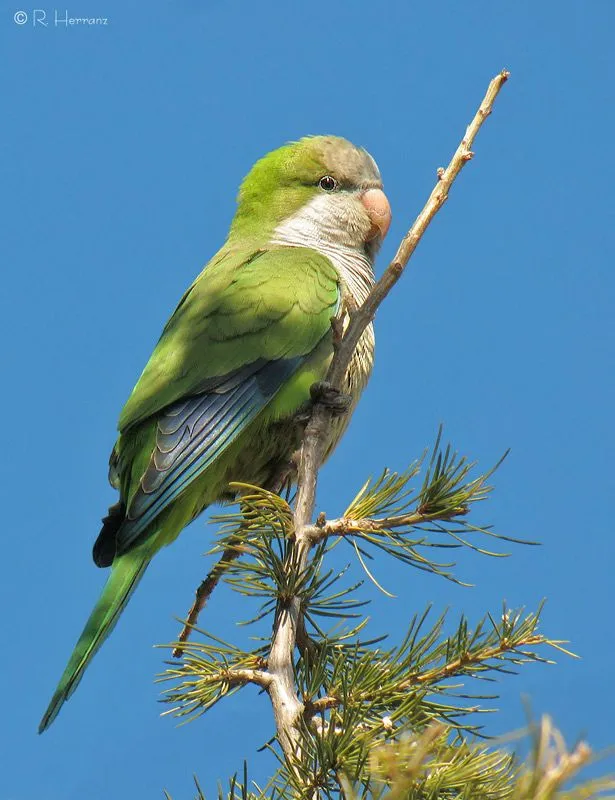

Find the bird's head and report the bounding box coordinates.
[229,136,391,259]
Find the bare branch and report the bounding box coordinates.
[216,667,273,689]
[172,543,243,658]
[293,69,510,546]
[265,70,510,765]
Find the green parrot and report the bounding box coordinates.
[39,135,391,733]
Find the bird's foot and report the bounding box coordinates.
[309,381,352,416]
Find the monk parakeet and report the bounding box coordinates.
[39,135,391,732]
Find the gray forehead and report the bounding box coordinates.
[319,139,382,187]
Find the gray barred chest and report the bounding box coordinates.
[325,248,376,457]
[342,321,375,397]
[336,247,376,400]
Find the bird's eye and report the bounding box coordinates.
[319,175,338,192]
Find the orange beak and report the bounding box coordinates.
[361,188,392,241]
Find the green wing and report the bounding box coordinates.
[118,246,339,432]
[102,245,339,557]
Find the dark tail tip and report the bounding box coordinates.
[39,691,64,734]
[93,502,126,567]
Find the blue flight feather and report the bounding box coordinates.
[114,356,303,554]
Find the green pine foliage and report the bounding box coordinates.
[160,434,613,799]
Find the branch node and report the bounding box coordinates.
[331,315,345,348]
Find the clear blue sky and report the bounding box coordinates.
[2,1,614,797]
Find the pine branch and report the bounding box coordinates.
[163,718,615,800]
[158,635,271,722]
[365,716,615,800]
[308,509,466,539]
[301,604,568,726]
[258,70,511,766]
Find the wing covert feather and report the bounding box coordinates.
[118,246,339,432]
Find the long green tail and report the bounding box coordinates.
[39,550,150,733]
